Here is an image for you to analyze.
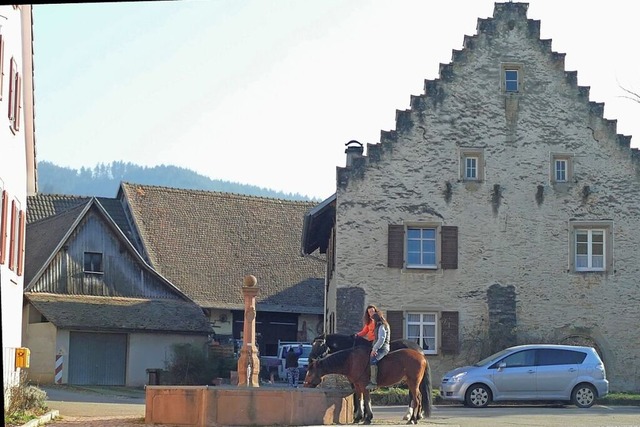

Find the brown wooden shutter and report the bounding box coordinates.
[8,200,17,271]
[388,224,404,268]
[440,311,459,354]
[441,226,458,269]
[8,58,15,122]
[0,190,7,264]
[13,72,21,131]
[386,310,404,341]
[17,210,25,276]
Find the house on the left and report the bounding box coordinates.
[22,196,212,386]
[1,4,37,405]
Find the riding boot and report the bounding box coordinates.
[366,364,377,390]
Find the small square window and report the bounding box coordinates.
[460,148,484,181]
[501,63,523,93]
[505,70,518,92]
[551,153,573,184]
[84,252,103,273]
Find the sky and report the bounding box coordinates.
[32,0,640,200]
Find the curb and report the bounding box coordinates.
[21,410,60,427]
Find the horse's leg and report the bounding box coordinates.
[363,389,374,425]
[353,389,364,424]
[403,390,413,421]
[406,380,421,425]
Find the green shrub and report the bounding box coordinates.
[165,343,237,385]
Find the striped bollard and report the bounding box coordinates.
[55,355,63,384]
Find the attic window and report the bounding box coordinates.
[84,252,103,274]
[502,63,523,93]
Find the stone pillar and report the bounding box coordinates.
[237,275,261,387]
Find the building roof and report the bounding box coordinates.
[25,293,211,334]
[118,183,325,313]
[27,193,137,246]
[301,193,335,255]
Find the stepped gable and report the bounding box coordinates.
[337,1,638,190]
[119,182,325,312]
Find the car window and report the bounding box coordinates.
[536,349,587,366]
[494,349,536,368]
[474,348,512,366]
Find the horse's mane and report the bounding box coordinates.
[317,345,368,371]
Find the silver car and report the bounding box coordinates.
[440,344,608,408]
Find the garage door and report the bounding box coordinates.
[68,332,127,385]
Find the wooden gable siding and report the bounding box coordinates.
[30,211,178,298]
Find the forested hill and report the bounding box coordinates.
[36,161,317,201]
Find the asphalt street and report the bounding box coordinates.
[40,385,640,427]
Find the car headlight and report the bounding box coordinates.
[448,372,467,383]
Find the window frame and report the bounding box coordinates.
[406,311,438,355]
[569,220,613,273]
[550,153,573,184]
[405,222,441,270]
[501,63,524,93]
[459,147,484,182]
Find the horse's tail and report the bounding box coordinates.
[420,357,433,418]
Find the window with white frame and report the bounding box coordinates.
[501,63,523,93]
[465,156,478,180]
[569,221,612,273]
[406,227,437,268]
[551,153,573,184]
[505,69,518,92]
[555,159,567,182]
[460,148,484,181]
[406,312,437,354]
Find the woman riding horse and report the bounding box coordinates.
[310,333,432,420]
[304,345,426,425]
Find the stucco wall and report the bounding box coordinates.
[330,3,639,391]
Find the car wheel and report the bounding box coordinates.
[464,384,491,408]
[571,383,596,408]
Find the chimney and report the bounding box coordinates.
[345,140,364,167]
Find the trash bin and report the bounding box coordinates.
[146,368,161,385]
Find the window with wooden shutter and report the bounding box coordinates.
[386,310,404,342]
[441,226,458,269]
[8,57,16,124]
[8,200,17,271]
[17,210,25,276]
[0,190,7,264]
[389,223,459,270]
[440,311,459,355]
[387,224,404,268]
[13,71,22,132]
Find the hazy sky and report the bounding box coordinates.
[32,0,640,200]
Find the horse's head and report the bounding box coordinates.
[310,336,329,361]
[302,359,323,388]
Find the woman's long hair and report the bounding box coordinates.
[362,304,380,325]
[372,312,389,328]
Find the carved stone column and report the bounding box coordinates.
[237,275,261,387]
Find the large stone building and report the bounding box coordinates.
[304,2,639,392]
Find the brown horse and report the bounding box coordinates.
[310,333,432,420]
[303,345,426,425]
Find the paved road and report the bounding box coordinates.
[40,386,640,426]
